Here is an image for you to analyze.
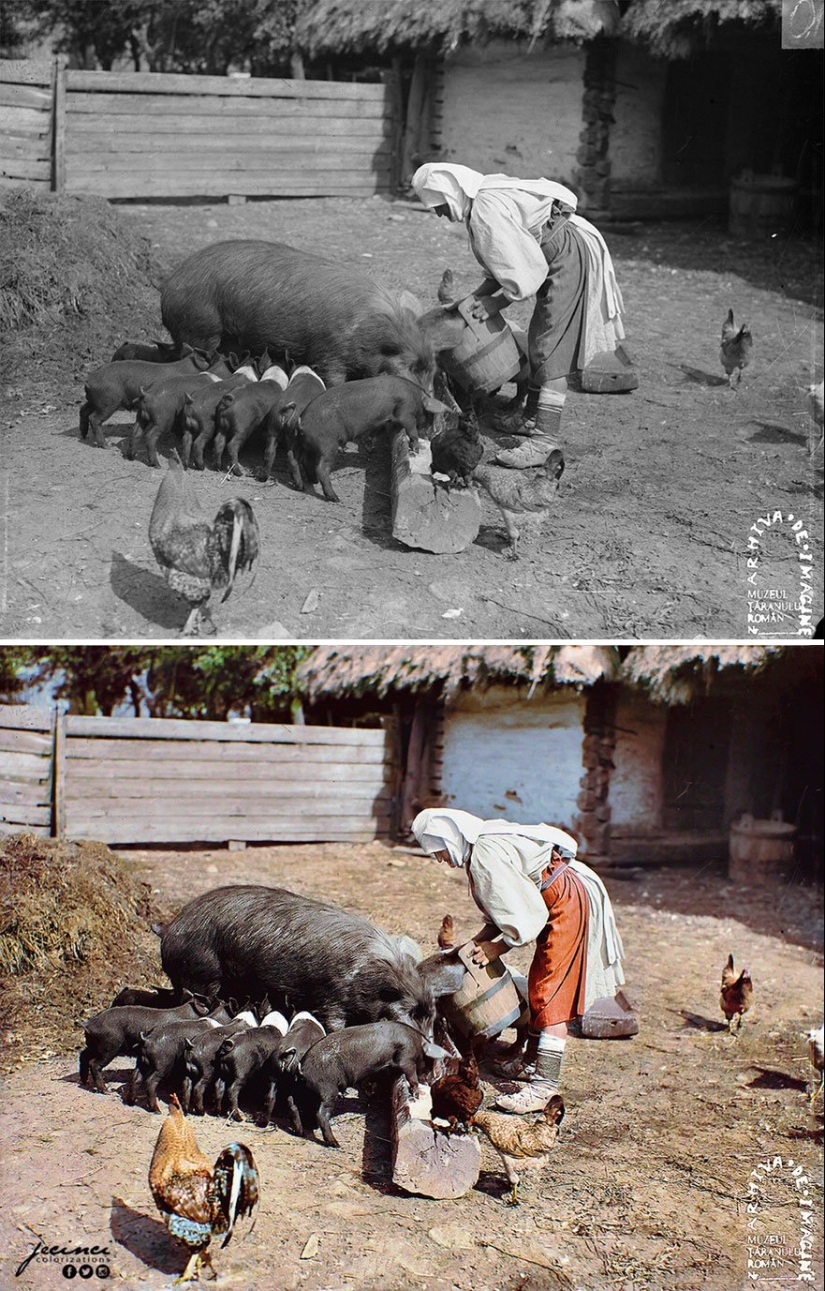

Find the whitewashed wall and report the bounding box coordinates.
[440,686,586,826]
[439,41,585,183]
[610,44,666,188]
[609,691,667,832]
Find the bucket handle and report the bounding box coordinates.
[457,938,504,985]
[455,294,504,343]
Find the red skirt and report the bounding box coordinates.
[527,865,589,1028]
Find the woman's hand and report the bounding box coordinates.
[470,939,506,966]
[470,295,505,321]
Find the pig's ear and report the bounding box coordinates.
[423,1040,451,1060]
[423,395,450,415]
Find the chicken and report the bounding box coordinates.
[437,268,456,305]
[807,1025,824,1106]
[807,380,823,456]
[719,953,753,1032]
[473,1095,565,1205]
[149,450,260,636]
[149,1093,259,1283]
[720,308,753,387]
[430,415,484,487]
[429,1050,483,1131]
[437,914,456,951]
[473,451,564,558]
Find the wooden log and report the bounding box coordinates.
[391,431,480,554]
[391,1076,480,1200]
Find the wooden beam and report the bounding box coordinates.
[63,715,387,744]
[53,55,67,193]
[391,1076,480,1199]
[391,430,481,554]
[65,69,388,100]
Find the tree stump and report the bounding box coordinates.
[391,431,481,553]
[391,1076,480,1199]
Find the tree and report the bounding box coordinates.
[15,0,306,74]
[6,646,311,719]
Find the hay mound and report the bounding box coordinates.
[0,833,170,1072]
[0,188,162,382]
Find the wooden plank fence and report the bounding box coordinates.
[0,60,58,190]
[0,706,397,845]
[0,706,55,837]
[1,61,397,198]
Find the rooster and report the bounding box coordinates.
[808,1025,824,1106]
[149,450,260,636]
[473,450,564,558]
[149,1093,259,1283]
[437,914,456,951]
[437,268,456,305]
[473,1095,565,1205]
[720,309,753,387]
[430,415,484,488]
[430,1049,483,1132]
[720,954,753,1033]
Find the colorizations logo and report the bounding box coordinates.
[15,1238,111,1280]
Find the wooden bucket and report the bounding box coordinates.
[441,940,527,1040]
[729,172,798,239]
[439,295,523,395]
[728,813,796,881]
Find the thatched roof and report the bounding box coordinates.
[295,0,781,58]
[618,645,789,704]
[621,0,781,59]
[297,644,807,707]
[297,645,619,703]
[295,0,619,59]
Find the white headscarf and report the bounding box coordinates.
[411,808,578,868]
[411,164,579,224]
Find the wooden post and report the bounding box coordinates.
[53,55,67,193]
[400,50,429,184]
[391,1076,480,1199]
[391,429,481,553]
[382,63,404,192]
[53,710,66,838]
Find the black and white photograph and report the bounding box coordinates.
[0,0,822,640]
[1,3,823,1290]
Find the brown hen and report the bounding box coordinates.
[720,953,753,1033]
[473,1094,565,1204]
[430,1050,483,1131]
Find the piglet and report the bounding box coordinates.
[179,364,260,470]
[128,355,241,467]
[263,365,325,485]
[179,1010,258,1115]
[110,340,193,363]
[79,998,208,1094]
[292,1021,448,1147]
[213,1010,289,1122]
[130,1003,232,1112]
[213,361,289,475]
[262,1010,326,1128]
[79,353,210,449]
[290,375,447,502]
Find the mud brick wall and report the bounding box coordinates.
[574,37,617,218]
[574,682,617,858]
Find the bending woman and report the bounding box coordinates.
[411,163,634,470]
[412,809,627,1114]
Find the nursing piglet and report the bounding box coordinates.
[291,375,447,502]
[79,353,210,449]
[292,1021,447,1147]
[263,365,325,485]
[213,362,289,475]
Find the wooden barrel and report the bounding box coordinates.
[729,173,798,239]
[728,813,796,881]
[442,941,526,1040]
[439,295,523,395]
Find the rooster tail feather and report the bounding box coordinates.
[218,500,260,602]
[222,510,244,603]
[214,1144,259,1248]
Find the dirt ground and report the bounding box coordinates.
[1,198,822,641]
[1,843,822,1291]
